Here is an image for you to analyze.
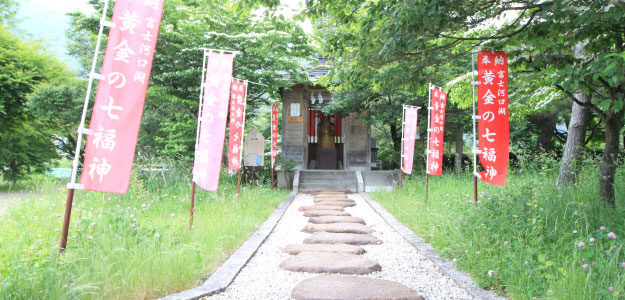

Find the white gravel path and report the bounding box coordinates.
[204,193,475,300]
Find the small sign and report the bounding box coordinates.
[287,116,303,123]
[244,128,265,166]
[290,103,300,117]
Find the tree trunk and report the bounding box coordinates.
[454,122,464,174]
[598,110,624,206]
[389,122,401,168]
[537,113,556,152]
[557,92,590,188]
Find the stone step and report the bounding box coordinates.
[300,171,357,178]
[282,243,365,255]
[300,183,357,192]
[298,205,345,211]
[302,223,374,234]
[279,252,381,275]
[304,232,381,245]
[308,216,366,225]
[303,210,351,217]
[291,275,424,300]
[301,177,357,184]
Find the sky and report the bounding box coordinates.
[15,0,93,70]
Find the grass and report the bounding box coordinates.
[371,158,624,300]
[0,163,288,299]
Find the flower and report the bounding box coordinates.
[504,241,509,246]
[600,226,606,231]
[129,214,135,218]
[487,270,495,277]
[524,260,528,265]
[170,213,175,217]
[573,230,578,234]
[582,263,589,269]
[608,232,616,239]
[154,232,160,238]
[611,245,617,251]
[621,261,625,269]
[56,213,61,217]
[589,237,595,243]
[577,242,585,248]
[609,286,614,292]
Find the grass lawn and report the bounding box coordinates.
[371,160,624,299]
[0,167,288,299]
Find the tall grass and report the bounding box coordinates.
[0,160,288,299]
[371,156,624,299]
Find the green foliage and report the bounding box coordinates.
[0,161,288,299]
[0,0,17,26]
[0,25,71,181]
[372,157,625,299]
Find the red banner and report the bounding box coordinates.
[271,104,279,168]
[477,51,509,186]
[427,87,447,176]
[192,52,234,191]
[80,0,163,194]
[227,80,247,170]
[401,106,419,174]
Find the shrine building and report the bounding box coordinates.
[279,57,373,171]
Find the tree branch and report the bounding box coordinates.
[554,84,606,118]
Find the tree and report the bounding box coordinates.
[66,0,315,159]
[0,25,71,181]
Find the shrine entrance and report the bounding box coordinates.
[307,109,344,170]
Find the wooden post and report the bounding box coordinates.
[189,181,196,229]
[59,188,75,254]
[473,175,478,203]
[425,173,429,202]
[237,169,242,197]
[399,171,403,187]
[271,166,274,189]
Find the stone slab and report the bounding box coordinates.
[302,223,374,234]
[308,216,366,225]
[298,205,345,211]
[314,200,355,207]
[279,252,381,275]
[291,275,424,300]
[282,243,366,255]
[314,197,353,203]
[304,232,381,245]
[303,210,350,217]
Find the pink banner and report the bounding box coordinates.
[427,87,447,176]
[80,0,163,194]
[401,106,419,174]
[192,52,234,191]
[478,51,509,186]
[271,104,278,168]
[227,80,247,170]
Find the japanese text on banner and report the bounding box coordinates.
[192,52,234,191]
[80,0,164,194]
[477,51,509,186]
[401,106,419,174]
[427,87,447,176]
[227,80,247,170]
[271,105,279,168]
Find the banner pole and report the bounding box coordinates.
[471,49,479,204]
[271,165,274,189]
[237,169,242,197]
[189,181,196,229]
[60,0,111,254]
[425,83,433,202]
[189,50,209,226]
[400,105,406,186]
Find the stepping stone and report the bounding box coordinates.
[308,216,366,225]
[314,197,354,203]
[303,223,374,234]
[315,200,355,207]
[292,275,424,300]
[303,210,350,217]
[280,252,381,275]
[282,243,366,255]
[304,232,381,245]
[298,205,345,211]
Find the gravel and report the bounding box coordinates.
[203,193,476,300]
